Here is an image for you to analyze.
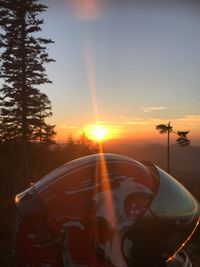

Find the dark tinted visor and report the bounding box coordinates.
[122,164,199,265]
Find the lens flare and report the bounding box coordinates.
[84,123,119,142]
[73,0,100,21]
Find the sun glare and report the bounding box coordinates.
[89,125,108,141]
[85,124,110,142]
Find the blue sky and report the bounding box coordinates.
[39,1,200,142]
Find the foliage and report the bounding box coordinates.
[156,123,173,134]
[156,122,190,173]
[176,131,190,146]
[0,0,55,144]
[156,122,190,147]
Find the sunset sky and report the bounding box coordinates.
[41,0,200,144]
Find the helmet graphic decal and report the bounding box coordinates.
[60,174,154,267]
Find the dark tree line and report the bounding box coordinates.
[0,0,60,207]
[0,0,98,190]
[0,0,55,145]
[0,0,97,195]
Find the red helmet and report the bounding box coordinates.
[14,153,199,267]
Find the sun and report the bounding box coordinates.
[85,124,109,142]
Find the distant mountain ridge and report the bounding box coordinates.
[104,142,200,172]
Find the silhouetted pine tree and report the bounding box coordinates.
[156,122,190,173]
[0,0,55,145]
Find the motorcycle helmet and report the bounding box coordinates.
[14,153,199,267]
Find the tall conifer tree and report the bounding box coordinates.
[0,0,55,145]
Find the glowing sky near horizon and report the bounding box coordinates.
[40,0,200,144]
